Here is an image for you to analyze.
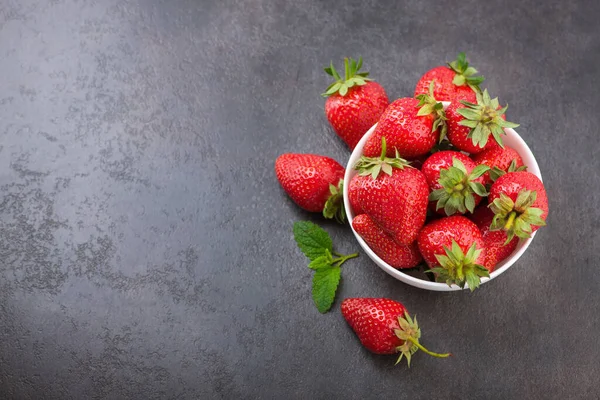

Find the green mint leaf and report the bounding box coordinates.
[293,221,333,261]
[308,250,333,270]
[312,266,341,313]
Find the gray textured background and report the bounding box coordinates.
[1,0,598,399]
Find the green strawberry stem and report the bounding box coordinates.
[322,57,371,97]
[415,80,448,142]
[394,311,451,367]
[323,179,346,223]
[457,89,519,148]
[354,137,412,179]
[489,189,546,243]
[426,241,489,291]
[504,211,517,231]
[489,160,528,183]
[447,52,485,92]
[405,336,452,359]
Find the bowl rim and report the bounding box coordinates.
[342,102,543,291]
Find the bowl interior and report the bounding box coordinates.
[343,103,542,291]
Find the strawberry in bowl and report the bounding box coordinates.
[342,101,547,291]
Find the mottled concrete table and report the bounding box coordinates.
[1,0,598,398]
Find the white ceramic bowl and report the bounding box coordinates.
[343,102,543,291]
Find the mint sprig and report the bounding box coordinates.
[293,221,333,261]
[293,221,358,313]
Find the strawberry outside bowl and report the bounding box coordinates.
[342,102,543,291]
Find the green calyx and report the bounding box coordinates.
[426,241,490,291]
[447,52,485,92]
[394,311,451,367]
[429,157,489,215]
[322,57,372,97]
[354,137,412,179]
[457,89,520,149]
[323,179,346,223]
[415,80,448,142]
[489,190,546,243]
[489,159,528,183]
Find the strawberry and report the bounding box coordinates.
[446,89,519,154]
[470,206,518,272]
[347,174,364,216]
[488,171,548,242]
[414,52,484,103]
[362,93,446,158]
[421,151,489,215]
[472,146,526,186]
[341,298,451,366]
[417,216,489,290]
[352,214,422,269]
[353,138,429,245]
[323,57,389,150]
[275,153,345,221]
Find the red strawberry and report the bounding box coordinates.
[353,138,429,245]
[421,151,489,215]
[488,171,548,242]
[341,298,451,366]
[352,214,422,269]
[275,153,345,221]
[470,206,518,272]
[472,146,526,186]
[362,95,445,158]
[417,216,488,290]
[323,57,389,150]
[414,52,484,103]
[446,89,519,154]
[347,174,364,216]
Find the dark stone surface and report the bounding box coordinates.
[0,0,598,398]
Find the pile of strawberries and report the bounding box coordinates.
[275,54,548,365]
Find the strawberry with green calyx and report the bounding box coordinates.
[417,216,488,291]
[472,145,526,186]
[353,138,429,245]
[293,221,359,313]
[341,298,451,367]
[275,153,346,222]
[470,206,518,272]
[352,214,422,269]
[323,57,389,150]
[414,52,484,103]
[446,89,519,154]
[362,97,439,159]
[488,171,548,243]
[422,151,489,215]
